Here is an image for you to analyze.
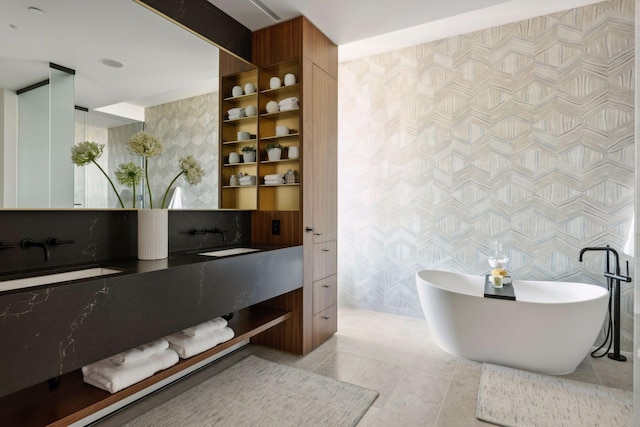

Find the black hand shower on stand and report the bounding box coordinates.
[578,245,632,361]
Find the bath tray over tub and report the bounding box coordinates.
[483,274,516,301]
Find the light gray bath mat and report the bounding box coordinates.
[124,355,378,427]
[477,363,632,427]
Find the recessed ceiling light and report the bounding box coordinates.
[27,6,44,15]
[101,59,124,68]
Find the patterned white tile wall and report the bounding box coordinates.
[144,92,218,209]
[338,0,635,348]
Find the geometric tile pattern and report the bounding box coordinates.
[337,0,635,347]
[144,92,219,209]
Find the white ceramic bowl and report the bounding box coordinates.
[270,77,281,90]
[245,105,257,117]
[228,152,240,164]
[275,125,289,136]
[237,131,251,141]
[284,73,296,86]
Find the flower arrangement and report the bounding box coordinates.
[71,131,204,209]
[241,145,256,153]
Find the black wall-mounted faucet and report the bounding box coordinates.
[21,238,51,261]
[188,228,227,243]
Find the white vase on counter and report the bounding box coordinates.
[138,209,168,260]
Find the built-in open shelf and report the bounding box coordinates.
[0,306,291,427]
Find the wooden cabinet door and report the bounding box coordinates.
[312,241,337,281]
[313,275,338,315]
[311,64,338,243]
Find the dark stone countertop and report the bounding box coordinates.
[0,244,302,397]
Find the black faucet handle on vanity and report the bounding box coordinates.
[46,237,76,245]
[0,240,15,250]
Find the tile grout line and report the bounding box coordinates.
[433,358,459,427]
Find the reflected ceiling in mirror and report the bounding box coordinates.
[1,0,242,209]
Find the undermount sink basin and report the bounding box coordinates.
[0,267,123,293]
[198,248,260,257]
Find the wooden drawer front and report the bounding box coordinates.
[312,304,337,348]
[312,240,337,281]
[313,275,337,314]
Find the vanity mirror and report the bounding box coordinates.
[0,0,255,209]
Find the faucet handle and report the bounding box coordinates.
[46,237,75,245]
[0,240,14,250]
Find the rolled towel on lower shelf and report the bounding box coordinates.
[166,326,235,359]
[82,348,179,393]
[182,317,228,337]
[108,338,169,365]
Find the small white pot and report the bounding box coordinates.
[270,77,281,89]
[232,86,243,97]
[228,152,240,164]
[288,146,299,159]
[243,151,256,162]
[284,73,296,86]
[267,148,282,161]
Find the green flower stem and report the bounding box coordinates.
[132,184,137,209]
[145,158,153,209]
[160,172,184,209]
[92,160,125,209]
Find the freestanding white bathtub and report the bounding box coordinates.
[415,270,609,375]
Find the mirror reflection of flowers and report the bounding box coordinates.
[160,154,204,209]
[115,162,143,208]
[70,141,125,208]
[126,132,164,209]
[126,132,205,209]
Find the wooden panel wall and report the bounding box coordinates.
[219,50,255,77]
[251,289,304,354]
[251,211,302,246]
[251,17,303,66]
[302,18,338,79]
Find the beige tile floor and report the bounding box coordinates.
[96,306,633,426]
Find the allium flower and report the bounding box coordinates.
[126,132,164,158]
[161,155,205,208]
[70,141,104,166]
[179,155,204,186]
[115,162,144,208]
[127,131,164,208]
[70,141,125,208]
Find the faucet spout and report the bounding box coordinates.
[578,246,619,270]
[21,238,51,261]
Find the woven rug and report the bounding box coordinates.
[123,355,378,427]
[477,363,633,427]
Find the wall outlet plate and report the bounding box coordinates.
[272,219,280,235]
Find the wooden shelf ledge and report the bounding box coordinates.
[0,307,291,427]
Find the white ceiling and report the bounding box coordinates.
[0,0,602,121]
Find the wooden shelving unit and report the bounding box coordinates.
[0,307,290,427]
[220,68,259,210]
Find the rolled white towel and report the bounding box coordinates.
[264,174,284,180]
[82,349,179,393]
[279,97,298,106]
[166,326,235,359]
[279,103,298,112]
[265,179,285,185]
[227,107,245,115]
[108,338,169,365]
[182,317,228,337]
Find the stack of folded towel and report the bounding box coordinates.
[82,339,178,394]
[264,173,285,185]
[279,97,298,112]
[239,175,256,186]
[166,317,235,359]
[227,107,246,120]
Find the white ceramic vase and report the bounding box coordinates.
[267,148,282,161]
[243,151,256,162]
[288,146,299,159]
[137,209,168,260]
